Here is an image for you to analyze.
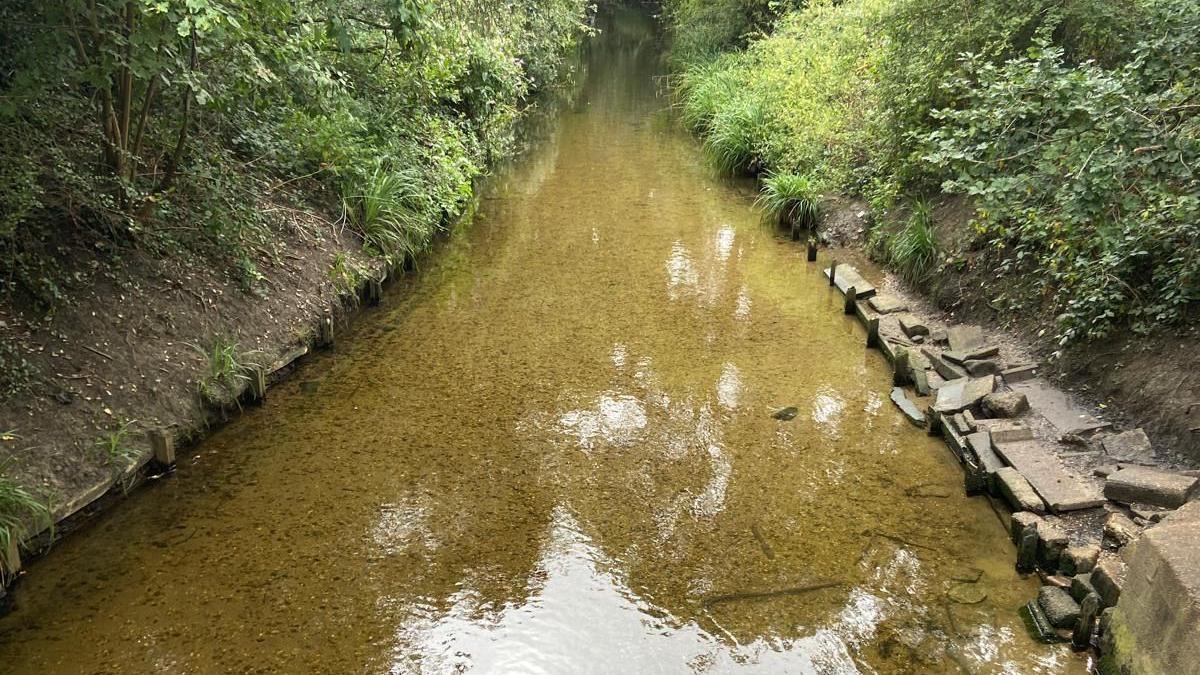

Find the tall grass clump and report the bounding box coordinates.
[343,164,437,262]
[888,201,938,282]
[0,462,49,580]
[678,58,742,132]
[756,173,820,229]
[702,92,767,175]
[192,337,259,405]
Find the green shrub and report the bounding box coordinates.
[756,173,820,228]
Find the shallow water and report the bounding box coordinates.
[0,8,1087,674]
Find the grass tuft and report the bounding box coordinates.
[343,164,437,262]
[888,200,939,282]
[192,337,260,406]
[702,94,766,174]
[756,173,820,229]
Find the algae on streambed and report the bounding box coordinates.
[0,7,1086,674]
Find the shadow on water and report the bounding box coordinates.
[0,6,1089,674]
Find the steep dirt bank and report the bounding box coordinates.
[819,198,1200,466]
[0,184,388,545]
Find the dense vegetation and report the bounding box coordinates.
[0,0,589,575]
[665,0,1199,345]
[0,0,591,309]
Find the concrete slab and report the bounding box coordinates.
[824,265,876,299]
[890,387,926,427]
[933,376,995,413]
[1105,466,1198,509]
[897,315,929,338]
[1009,379,1109,435]
[947,325,985,352]
[1102,429,1157,464]
[993,440,1106,512]
[922,347,968,381]
[965,431,1005,475]
[996,466,1047,513]
[975,419,1034,443]
[868,294,907,314]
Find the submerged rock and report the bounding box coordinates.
[771,406,799,421]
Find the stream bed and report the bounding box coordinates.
[0,8,1088,674]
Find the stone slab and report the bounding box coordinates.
[890,387,926,427]
[823,265,876,299]
[965,431,1005,474]
[933,376,995,413]
[993,440,1105,512]
[947,325,985,352]
[975,419,1034,443]
[996,466,1047,513]
[1009,379,1109,436]
[897,314,929,338]
[868,294,907,314]
[1001,364,1040,383]
[1105,466,1198,509]
[1101,429,1157,464]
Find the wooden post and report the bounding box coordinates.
[1017,524,1039,573]
[843,286,857,315]
[1073,592,1100,650]
[806,239,818,262]
[248,366,267,403]
[893,347,910,386]
[3,535,20,576]
[368,278,383,306]
[318,312,334,349]
[828,261,838,287]
[927,407,942,436]
[867,317,881,349]
[149,428,175,468]
[791,222,801,242]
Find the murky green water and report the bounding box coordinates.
[0,8,1086,674]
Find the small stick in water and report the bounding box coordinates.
[750,523,776,560]
[702,581,842,608]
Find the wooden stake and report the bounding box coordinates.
[806,240,818,262]
[368,278,383,306]
[829,261,838,287]
[791,222,801,242]
[3,536,20,576]
[843,286,857,315]
[1073,593,1100,650]
[148,428,175,468]
[893,347,910,386]
[318,312,334,349]
[1017,524,1039,573]
[867,317,881,349]
[248,366,267,403]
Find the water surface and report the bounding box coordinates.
[0,8,1086,674]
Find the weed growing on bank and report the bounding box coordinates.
[756,174,820,229]
[665,0,1200,343]
[0,458,50,580]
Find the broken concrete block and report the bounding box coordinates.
[1103,512,1140,549]
[1104,466,1198,509]
[868,294,908,314]
[947,325,985,352]
[1091,557,1125,608]
[824,265,876,299]
[982,391,1030,418]
[1071,573,1098,603]
[964,359,1001,376]
[997,467,1046,513]
[964,345,1000,361]
[890,387,926,427]
[922,347,968,381]
[966,431,1005,476]
[1039,585,1082,629]
[1038,522,1070,570]
[1093,464,1119,478]
[993,439,1106,512]
[1129,504,1170,523]
[1060,545,1100,576]
[897,315,930,338]
[1101,429,1156,464]
[933,375,995,413]
[1011,511,1044,544]
[976,419,1034,443]
[942,350,969,366]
